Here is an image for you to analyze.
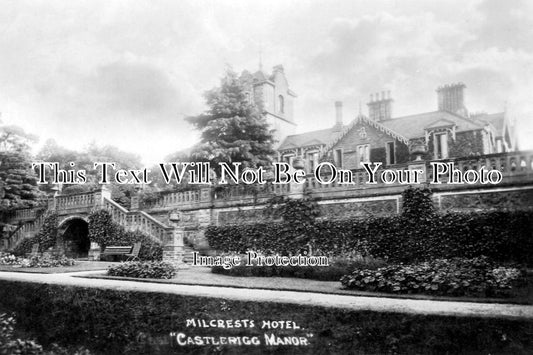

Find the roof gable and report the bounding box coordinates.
[424,118,457,129]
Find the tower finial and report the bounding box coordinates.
[358,100,362,116]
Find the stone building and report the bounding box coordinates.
[278,82,517,171]
[240,65,297,147]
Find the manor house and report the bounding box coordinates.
[246,66,517,171]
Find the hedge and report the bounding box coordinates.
[206,210,533,264]
[108,261,176,279]
[1,280,533,354]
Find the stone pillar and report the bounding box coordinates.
[287,157,305,199]
[163,226,188,268]
[88,242,101,261]
[130,194,140,211]
[93,185,111,209]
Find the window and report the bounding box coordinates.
[307,151,319,172]
[283,154,294,165]
[386,142,395,165]
[334,149,343,168]
[357,144,370,167]
[278,95,285,114]
[433,133,448,159]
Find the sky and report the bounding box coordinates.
[1,0,532,164]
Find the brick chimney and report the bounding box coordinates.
[333,101,343,131]
[273,64,284,74]
[367,91,392,121]
[436,83,467,116]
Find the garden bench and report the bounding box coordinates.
[101,245,133,261]
[125,242,141,261]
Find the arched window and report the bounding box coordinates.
[278,95,285,114]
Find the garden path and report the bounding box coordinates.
[1,270,533,320]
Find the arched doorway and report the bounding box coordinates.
[59,218,90,259]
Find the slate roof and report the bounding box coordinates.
[278,110,506,153]
[278,126,345,151]
[380,111,487,139]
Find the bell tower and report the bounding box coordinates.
[240,65,297,147]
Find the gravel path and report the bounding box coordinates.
[1,270,533,320]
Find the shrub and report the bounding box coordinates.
[0,313,43,355]
[11,213,59,257]
[0,313,92,355]
[0,252,23,265]
[107,261,176,279]
[340,257,524,297]
[12,237,36,256]
[35,212,58,251]
[18,254,76,268]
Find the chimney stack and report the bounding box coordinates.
[367,91,393,121]
[333,101,343,131]
[273,64,284,74]
[436,82,467,116]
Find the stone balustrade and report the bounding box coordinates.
[55,192,95,209]
[103,197,171,243]
[141,150,533,210]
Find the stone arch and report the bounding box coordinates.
[58,216,90,259]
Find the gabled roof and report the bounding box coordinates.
[278,126,346,151]
[380,111,486,139]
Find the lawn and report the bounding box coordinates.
[80,265,533,305]
[0,260,118,274]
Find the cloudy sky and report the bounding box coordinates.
[1,0,532,164]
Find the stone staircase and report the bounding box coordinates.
[3,190,172,252]
[182,246,196,264]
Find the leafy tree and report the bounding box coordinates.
[0,123,43,239]
[36,140,143,208]
[186,69,275,175]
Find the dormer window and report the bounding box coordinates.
[278,95,284,114]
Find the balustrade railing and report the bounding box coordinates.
[103,197,171,242]
[56,192,95,209]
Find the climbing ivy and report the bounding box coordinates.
[401,187,435,222]
[36,213,58,252]
[88,210,163,260]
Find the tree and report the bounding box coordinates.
[36,140,143,208]
[0,123,43,239]
[186,69,275,175]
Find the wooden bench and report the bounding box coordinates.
[125,242,141,261]
[101,245,133,261]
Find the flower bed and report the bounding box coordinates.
[340,257,523,297]
[0,252,23,265]
[0,252,76,268]
[107,261,176,279]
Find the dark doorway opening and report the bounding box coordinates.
[61,219,90,259]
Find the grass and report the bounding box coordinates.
[79,265,533,305]
[0,260,118,274]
